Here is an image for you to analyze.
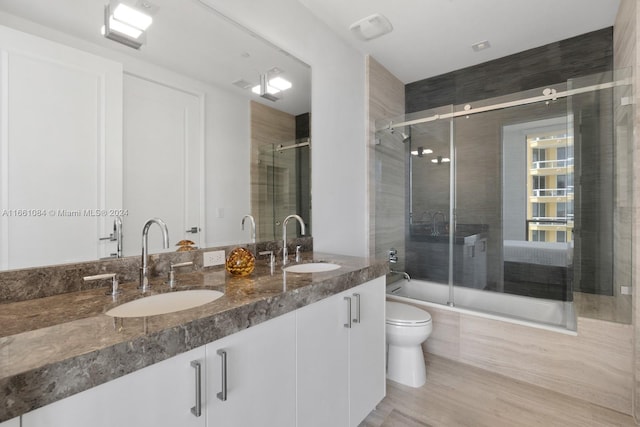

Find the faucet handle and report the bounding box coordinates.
[295,245,302,263]
[84,273,120,297]
[388,248,398,264]
[259,251,276,274]
[167,261,194,288]
[259,251,276,266]
[171,261,194,270]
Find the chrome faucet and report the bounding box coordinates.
[282,214,306,265]
[140,218,170,292]
[241,214,256,243]
[390,270,411,281]
[114,216,123,258]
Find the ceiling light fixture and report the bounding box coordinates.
[102,1,154,49]
[349,13,393,41]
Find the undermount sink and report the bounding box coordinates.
[283,262,341,273]
[105,289,224,318]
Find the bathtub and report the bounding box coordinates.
[387,279,577,335]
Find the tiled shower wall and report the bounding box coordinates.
[367,57,405,268]
[405,28,613,112]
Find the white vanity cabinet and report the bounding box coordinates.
[22,347,206,427]
[296,277,386,427]
[18,276,385,427]
[205,311,297,427]
[0,417,19,427]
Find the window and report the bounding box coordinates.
[557,146,574,160]
[556,202,574,219]
[557,175,566,189]
[557,231,566,243]
[533,148,546,163]
[533,176,546,189]
[557,202,566,218]
[532,203,546,218]
[532,230,546,242]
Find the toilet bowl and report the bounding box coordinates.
[386,301,432,387]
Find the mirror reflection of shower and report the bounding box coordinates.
[257,138,311,241]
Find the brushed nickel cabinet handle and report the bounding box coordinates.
[344,296,352,328]
[217,349,228,401]
[190,360,202,417]
[353,293,361,324]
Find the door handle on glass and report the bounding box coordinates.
[190,360,202,417]
[353,293,361,324]
[344,296,352,328]
[217,349,228,401]
[186,226,200,233]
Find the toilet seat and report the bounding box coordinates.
[386,301,432,326]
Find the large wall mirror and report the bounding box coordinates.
[0,0,311,271]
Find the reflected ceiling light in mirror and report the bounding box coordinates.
[102,1,154,49]
[431,156,451,164]
[269,77,292,91]
[251,74,293,102]
[411,147,433,157]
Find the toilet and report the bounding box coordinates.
[385,301,432,387]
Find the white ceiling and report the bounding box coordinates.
[297,0,621,84]
[0,0,312,116]
[0,0,621,110]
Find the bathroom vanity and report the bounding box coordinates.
[0,253,388,427]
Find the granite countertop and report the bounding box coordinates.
[0,252,388,422]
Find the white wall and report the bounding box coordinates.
[203,0,369,257]
[0,12,251,249]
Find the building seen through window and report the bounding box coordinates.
[526,130,574,242]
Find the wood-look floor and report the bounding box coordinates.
[360,354,637,427]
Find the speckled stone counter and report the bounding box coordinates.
[0,252,388,422]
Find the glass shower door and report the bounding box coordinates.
[374,105,455,304]
[406,108,455,289]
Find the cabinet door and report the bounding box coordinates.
[0,417,19,427]
[297,291,350,427]
[0,24,123,269]
[205,311,296,427]
[22,347,205,427]
[348,277,386,426]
